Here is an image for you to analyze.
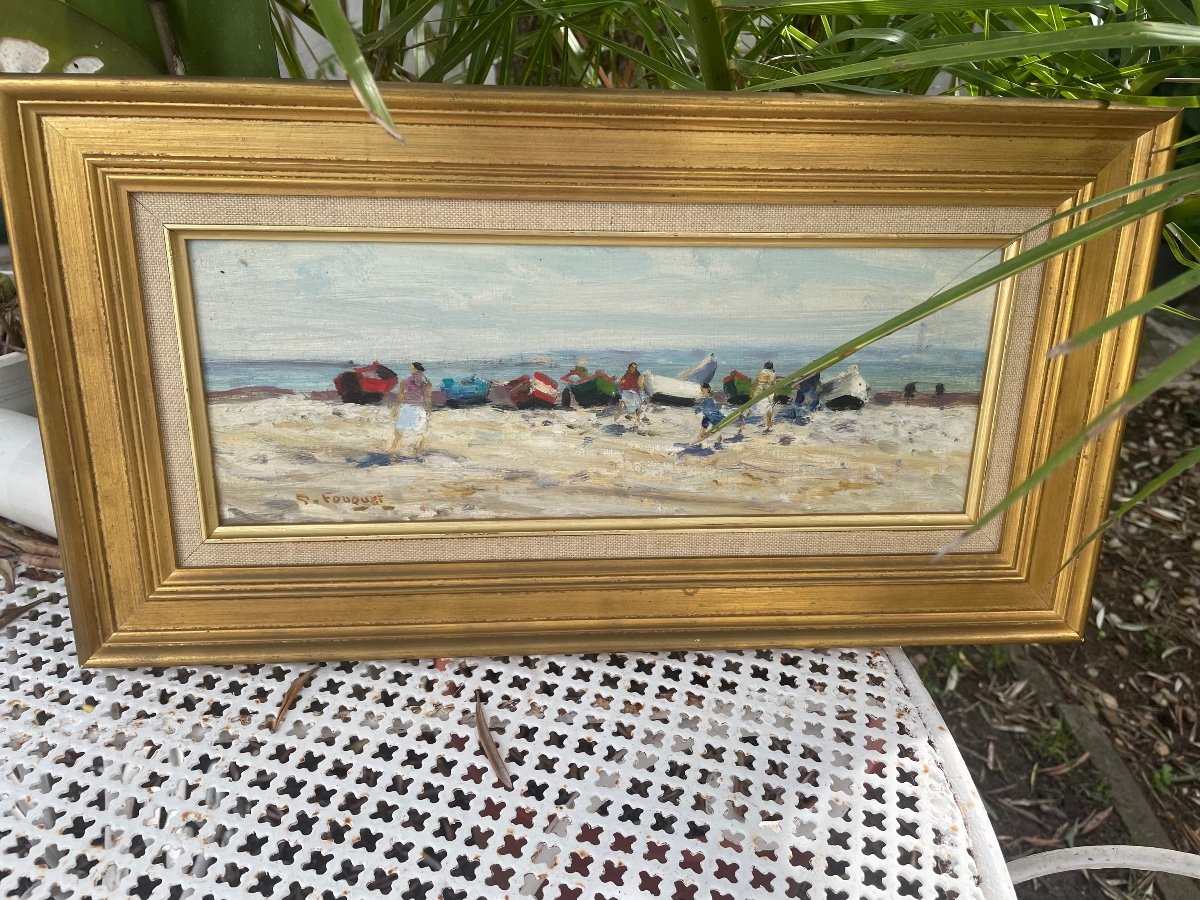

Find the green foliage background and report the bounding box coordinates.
[2,0,1197,553]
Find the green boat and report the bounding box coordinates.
[723,369,752,404]
[560,367,618,407]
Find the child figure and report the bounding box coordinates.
[695,382,722,443]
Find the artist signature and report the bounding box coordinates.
[296,493,386,507]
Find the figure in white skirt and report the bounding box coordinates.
[614,363,646,429]
[388,362,432,458]
[739,361,779,435]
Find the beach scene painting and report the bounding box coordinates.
[186,236,1002,526]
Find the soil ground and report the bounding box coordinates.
[922,375,1199,900]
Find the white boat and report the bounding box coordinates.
[674,353,718,384]
[820,364,871,411]
[643,354,718,405]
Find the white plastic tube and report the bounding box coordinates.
[0,409,57,537]
[1009,846,1200,884]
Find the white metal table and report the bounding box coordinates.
[1,571,1013,900]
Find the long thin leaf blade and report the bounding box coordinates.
[723,0,1080,9]
[271,3,308,79]
[746,22,1200,91]
[1166,221,1200,264]
[1058,445,1200,571]
[686,0,734,89]
[935,165,1200,299]
[0,596,51,628]
[1160,304,1200,321]
[418,0,521,83]
[308,0,404,143]
[957,334,1200,545]
[550,19,706,88]
[362,0,443,52]
[708,175,1199,434]
[1049,264,1200,356]
[1038,164,1200,234]
[1059,90,1200,107]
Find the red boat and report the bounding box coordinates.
[333,361,399,404]
[490,371,559,409]
[723,369,752,404]
[560,366,618,407]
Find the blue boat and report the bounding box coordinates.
[440,376,491,408]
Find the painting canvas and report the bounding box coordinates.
[187,236,1002,526]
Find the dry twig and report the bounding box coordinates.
[0,596,52,628]
[0,523,58,557]
[17,553,62,571]
[475,693,513,791]
[266,665,322,733]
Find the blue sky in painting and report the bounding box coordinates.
[188,239,1000,362]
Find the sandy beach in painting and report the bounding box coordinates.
[186,237,1002,526]
[205,393,980,524]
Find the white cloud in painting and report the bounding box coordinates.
[188,238,1001,362]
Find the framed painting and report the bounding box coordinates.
[0,78,1176,665]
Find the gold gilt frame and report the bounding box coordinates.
[0,78,1177,666]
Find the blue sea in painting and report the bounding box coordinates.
[201,345,987,395]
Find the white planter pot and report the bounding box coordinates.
[0,351,36,416]
[0,409,56,536]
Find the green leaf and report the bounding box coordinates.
[362,0,444,52]
[942,62,1045,97]
[270,2,307,79]
[707,172,1200,435]
[271,0,323,34]
[955,334,1200,547]
[733,56,803,82]
[363,0,385,35]
[1143,0,1198,26]
[308,0,404,142]
[63,0,166,69]
[812,26,923,57]
[1049,264,1200,356]
[1059,445,1200,570]
[1164,222,1200,267]
[0,0,163,74]
[515,16,559,86]
[1165,195,1200,227]
[418,0,522,83]
[686,0,734,89]
[729,0,1089,8]
[721,0,1056,10]
[1057,90,1200,107]
[1170,131,1200,151]
[468,16,505,84]
[165,0,279,77]
[745,21,1200,91]
[543,17,706,88]
[739,17,795,61]
[996,164,1200,262]
[632,2,695,71]
[1158,303,1200,321]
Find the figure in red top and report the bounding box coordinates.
[614,363,646,429]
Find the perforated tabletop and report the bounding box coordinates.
[0,573,1012,900]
